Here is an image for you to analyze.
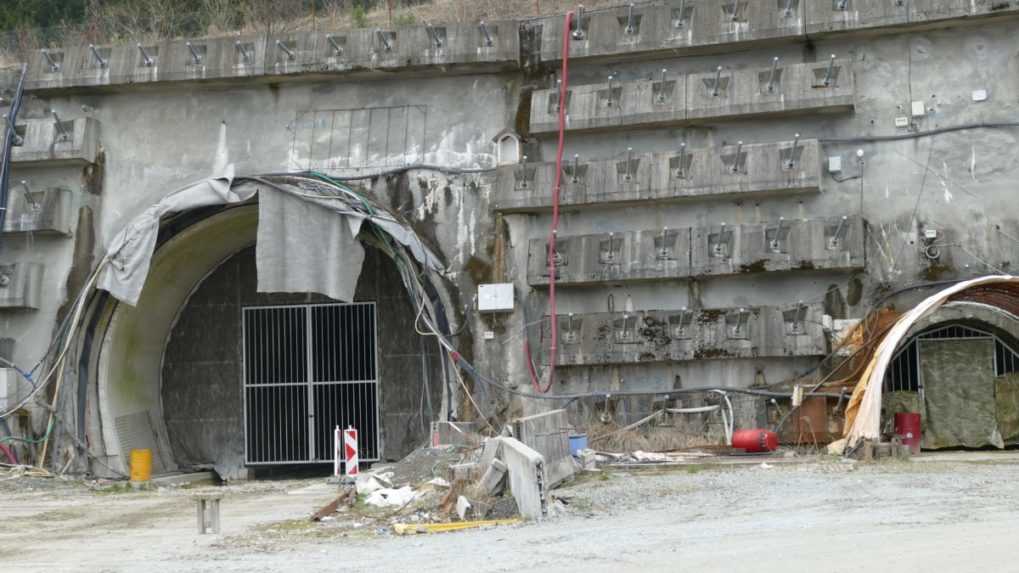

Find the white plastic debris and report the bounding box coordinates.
[759,462,774,469]
[456,495,472,520]
[365,486,419,508]
[356,475,386,496]
[427,477,451,488]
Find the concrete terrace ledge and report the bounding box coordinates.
[526,215,866,287]
[1,186,74,236]
[0,262,45,310]
[533,0,1019,63]
[10,116,100,165]
[21,21,519,92]
[539,302,828,367]
[529,60,855,135]
[492,138,822,212]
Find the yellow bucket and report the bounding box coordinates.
[129,448,152,482]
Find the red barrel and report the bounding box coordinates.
[894,412,922,455]
[732,429,779,453]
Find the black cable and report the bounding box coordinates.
[0,64,27,240]
[820,121,1019,144]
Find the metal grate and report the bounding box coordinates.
[242,303,379,465]
[884,323,1019,394]
[290,105,428,172]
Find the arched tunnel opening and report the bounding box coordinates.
[90,200,444,480]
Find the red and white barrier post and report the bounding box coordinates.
[343,426,359,478]
[333,425,360,478]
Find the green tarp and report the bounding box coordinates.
[995,374,1019,443]
[920,339,1003,449]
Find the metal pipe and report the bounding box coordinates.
[18,180,39,211]
[376,29,392,51]
[625,3,636,34]
[624,147,633,180]
[426,24,443,49]
[712,65,723,96]
[137,43,154,67]
[785,132,800,169]
[824,54,837,86]
[766,56,780,93]
[571,154,580,183]
[606,74,615,105]
[675,0,686,27]
[479,21,494,47]
[41,50,60,72]
[186,42,203,65]
[833,215,848,239]
[730,141,743,173]
[572,5,586,40]
[327,35,344,56]
[88,44,107,68]
[51,111,70,142]
[276,40,295,61]
[235,41,252,64]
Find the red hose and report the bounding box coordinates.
[0,443,17,465]
[527,10,573,394]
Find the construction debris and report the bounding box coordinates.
[478,458,507,495]
[365,486,419,508]
[310,487,356,522]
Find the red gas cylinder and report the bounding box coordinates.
[732,429,779,453]
[894,412,922,455]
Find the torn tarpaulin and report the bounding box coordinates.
[96,168,444,306]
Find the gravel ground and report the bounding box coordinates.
[5,455,1019,572]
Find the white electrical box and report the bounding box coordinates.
[924,228,938,240]
[911,101,926,117]
[827,155,843,173]
[478,283,514,313]
[972,89,988,102]
[894,116,910,128]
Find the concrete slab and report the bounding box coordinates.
[498,437,548,521]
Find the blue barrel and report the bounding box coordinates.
[569,433,588,456]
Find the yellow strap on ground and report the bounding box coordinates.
[392,518,522,535]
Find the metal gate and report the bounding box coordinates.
[242,303,380,465]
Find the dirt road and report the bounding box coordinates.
[4,455,1019,572]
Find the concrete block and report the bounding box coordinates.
[527,216,864,288]
[493,139,822,213]
[512,410,575,487]
[448,462,481,483]
[535,2,805,63]
[539,303,827,367]
[479,458,508,495]
[24,21,518,91]
[11,116,99,166]
[498,437,548,520]
[2,187,74,236]
[529,61,853,135]
[804,0,910,34]
[0,262,44,310]
[527,227,694,286]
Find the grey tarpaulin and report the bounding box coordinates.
[97,167,444,306]
[256,187,364,302]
